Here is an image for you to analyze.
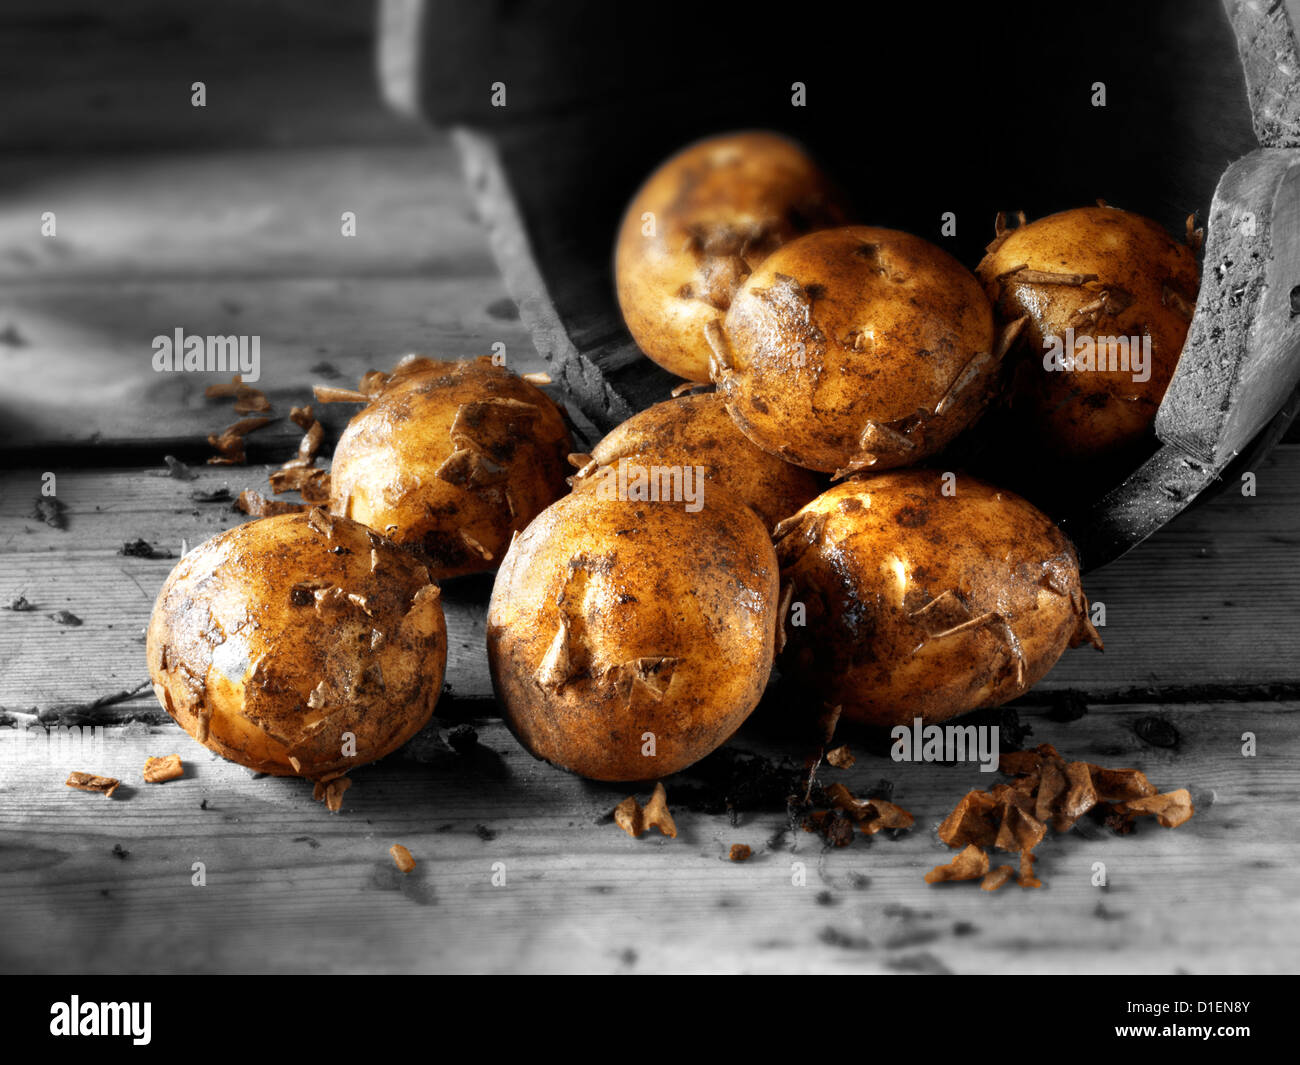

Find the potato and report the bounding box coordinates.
[568,391,823,531]
[975,205,1199,461]
[712,226,998,476]
[329,356,573,579]
[615,131,847,382]
[774,470,1100,727]
[487,489,779,781]
[147,509,446,778]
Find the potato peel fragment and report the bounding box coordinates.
[314,776,351,813]
[643,782,678,838]
[612,783,677,839]
[1017,849,1041,889]
[142,754,184,783]
[1115,788,1195,829]
[613,796,644,838]
[66,771,121,798]
[925,844,989,883]
[825,744,855,769]
[818,782,914,842]
[930,745,1193,890]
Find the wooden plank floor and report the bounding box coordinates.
[2,0,1297,974]
[1,702,1294,975]
[0,141,535,452]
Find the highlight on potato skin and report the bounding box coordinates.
[712,226,999,477]
[975,204,1200,463]
[774,469,1101,728]
[328,356,573,580]
[486,488,780,782]
[615,130,847,383]
[568,390,823,532]
[147,510,447,779]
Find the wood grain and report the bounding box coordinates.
[0,702,1292,974]
[0,137,547,453]
[0,275,534,451]
[0,145,489,282]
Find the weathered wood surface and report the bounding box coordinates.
[0,146,489,282]
[0,142,538,453]
[0,275,534,452]
[0,703,1293,974]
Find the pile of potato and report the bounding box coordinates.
[147,131,1198,788]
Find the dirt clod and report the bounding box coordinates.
[120,539,175,559]
[32,497,67,529]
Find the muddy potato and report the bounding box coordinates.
[615,131,847,382]
[713,226,999,476]
[975,205,1200,461]
[487,489,779,781]
[775,470,1101,727]
[147,510,447,779]
[569,391,823,531]
[329,356,573,579]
